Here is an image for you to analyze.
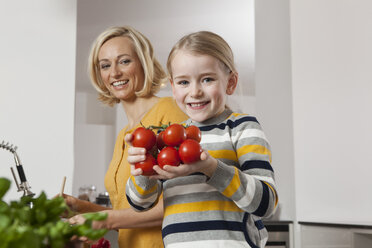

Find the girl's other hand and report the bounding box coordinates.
[130,164,144,176]
[124,133,133,145]
[127,133,148,176]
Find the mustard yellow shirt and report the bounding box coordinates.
[104,97,187,248]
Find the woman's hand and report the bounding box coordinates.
[59,193,111,216]
[58,193,85,217]
[61,193,81,212]
[68,210,110,230]
[68,214,89,243]
[68,213,86,226]
[150,150,218,180]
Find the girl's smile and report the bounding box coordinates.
[187,101,210,109]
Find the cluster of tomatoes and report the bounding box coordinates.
[132,123,203,176]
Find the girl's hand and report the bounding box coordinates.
[125,133,147,176]
[124,133,133,146]
[150,151,218,180]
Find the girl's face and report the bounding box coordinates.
[98,36,144,101]
[170,50,237,122]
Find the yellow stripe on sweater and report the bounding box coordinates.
[164,200,243,218]
[130,175,158,196]
[208,149,238,162]
[222,167,241,198]
[229,113,247,118]
[237,145,272,163]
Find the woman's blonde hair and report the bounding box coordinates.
[88,26,167,106]
[166,31,237,78]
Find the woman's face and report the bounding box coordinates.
[98,36,145,101]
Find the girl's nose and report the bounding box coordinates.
[190,83,203,98]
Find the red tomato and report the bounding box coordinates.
[157,146,181,168]
[178,139,203,164]
[156,131,166,150]
[185,125,201,143]
[135,153,157,176]
[163,124,187,147]
[132,127,156,151]
[92,238,110,248]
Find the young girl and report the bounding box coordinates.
[125,31,278,248]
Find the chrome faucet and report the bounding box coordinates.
[1,141,35,197]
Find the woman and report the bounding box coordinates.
[65,26,187,247]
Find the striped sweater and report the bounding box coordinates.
[126,109,278,248]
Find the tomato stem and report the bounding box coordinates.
[147,123,169,131]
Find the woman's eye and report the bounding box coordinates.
[120,59,130,65]
[100,64,110,70]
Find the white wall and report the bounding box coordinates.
[75,0,255,96]
[255,0,295,221]
[0,0,77,201]
[290,0,372,224]
[73,92,116,196]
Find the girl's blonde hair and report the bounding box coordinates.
[167,31,237,78]
[88,26,167,106]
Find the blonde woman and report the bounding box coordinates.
[65,26,187,248]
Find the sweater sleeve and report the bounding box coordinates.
[125,175,162,211]
[206,116,278,218]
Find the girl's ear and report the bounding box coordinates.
[226,72,238,95]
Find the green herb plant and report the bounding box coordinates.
[0,177,108,248]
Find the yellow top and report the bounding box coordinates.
[104,97,187,248]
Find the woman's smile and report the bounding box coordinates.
[111,80,129,87]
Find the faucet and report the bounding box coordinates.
[1,141,35,197]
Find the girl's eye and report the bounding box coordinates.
[202,77,214,83]
[176,80,189,86]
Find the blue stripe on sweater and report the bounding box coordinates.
[252,181,269,217]
[199,116,259,132]
[241,160,274,172]
[162,220,243,239]
[126,194,154,211]
[254,220,265,230]
[242,213,260,248]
